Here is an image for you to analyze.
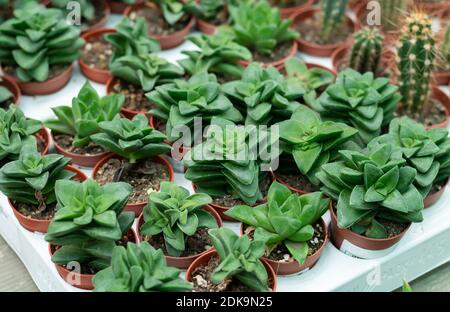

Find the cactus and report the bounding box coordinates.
[379,0,408,32]
[442,25,450,70]
[349,27,384,73]
[397,12,436,116]
[320,0,348,41]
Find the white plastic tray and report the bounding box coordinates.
[1,14,450,292]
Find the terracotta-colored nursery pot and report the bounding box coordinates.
[197,18,220,35]
[36,127,51,156]
[186,250,277,292]
[424,177,449,208]
[240,217,328,275]
[8,166,87,234]
[329,206,410,253]
[106,76,152,120]
[137,205,223,269]
[276,0,314,19]
[434,71,450,87]
[415,0,450,15]
[0,75,21,104]
[51,132,110,168]
[291,7,359,57]
[49,229,138,290]
[5,65,73,96]
[79,28,115,84]
[92,153,175,216]
[125,3,195,50]
[80,0,111,34]
[427,87,450,129]
[109,0,143,14]
[238,41,298,69]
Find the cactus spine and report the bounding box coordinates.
[379,0,408,31]
[443,25,450,70]
[397,12,436,115]
[349,27,384,73]
[321,0,348,41]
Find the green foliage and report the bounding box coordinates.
[45,179,135,271]
[402,280,413,292]
[321,0,348,41]
[208,228,269,291]
[140,182,217,257]
[93,242,192,292]
[222,63,302,126]
[105,17,160,64]
[154,0,186,25]
[311,69,401,145]
[277,105,358,184]
[45,81,124,147]
[229,0,298,55]
[178,31,251,80]
[317,142,424,239]
[0,105,41,161]
[379,0,407,32]
[147,72,243,142]
[226,182,329,264]
[0,85,13,104]
[0,146,75,207]
[110,53,184,92]
[184,0,224,21]
[0,2,84,82]
[52,0,95,22]
[349,27,384,74]
[91,114,171,163]
[442,25,450,69]
[397,12,436,116]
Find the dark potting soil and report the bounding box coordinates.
[268,0,309,8]
[94,158,170,204]
[251,41,293,64]
[54,133,106,156]
[143,228,213,257]
[295,12,353,45]
[431,179,447,194]
[13,200,57,221]
[397,99,447,127]
[211,175,272,208]
[3,64,68,81]
[276,170,319,193]
[202,8,227,26]
[112,79,156,112]
[81,36,112,70]
[0,99,13,109]
[130,3,190,36]
[378,219,409,238]
[244,222,325,262]
[191,255,271,292]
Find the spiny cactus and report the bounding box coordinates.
[441,25,450,71]
[349,27,384,73]
[379,0,408,32]
[321,0,348,42]
[397,12,436,116]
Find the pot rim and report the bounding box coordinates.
[238,40,298,69]
[0,75,21,104]
[79,27,116,77]
[51,130,110,161]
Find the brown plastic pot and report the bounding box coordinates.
[5,64,73,96]
[434,71,450,86]
[424,177,449,208]
[240,217,328,276]
[92,153,175,216]
[197,18,220,35]
[36,127,50,156]
[427,87,450,129]
[51,131,110,168]
[238,41,298,70]
[137,205,223,269]
[0,75,21,104]
[276,0,314,19]
[8,166,87,234]
[109,0,143,14]
[415,0,450,15]
[49,228,138,290]
[330,206,411,255]
[186,250,277,291]
[79,28,115,84]
[125,3,195,50]
[291,7,359,57]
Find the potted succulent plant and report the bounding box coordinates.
[147,72,243,146]
[184,0,228,34]
[0,2,84,95]
[183,118,275,220]
[0,75,20,109]
[274,105,358,194]
[45,179,137,290]
[226,181,330,275]
[106,53,184,119]
[91,114,173,216]
[395,12,450,129]
[372,117,450,208]
[228,0,299,68]
[222,63,302,126]
[186,228,276,292]
[317,142,424,259]
[125,0,195,49]
[177,31,252,82]
[0,105,49,164]
[0,145,87,233]
[80,17,160,84]
[138,182,222,269]
[93,242,193,292]
[45,81,124,167]
[291,0,359,57]
[311,69,401,145]
[109,0,143,14]
[51,0,110,34]
[434,25,450,85]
